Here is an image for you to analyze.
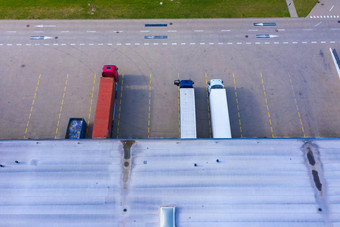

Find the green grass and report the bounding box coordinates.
[294,0,318,17]
[0,0,316,19]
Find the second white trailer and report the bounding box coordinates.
[209,82,232,138]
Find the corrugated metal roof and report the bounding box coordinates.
[0,139,339,226]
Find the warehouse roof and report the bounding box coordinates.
[0,139,339,226]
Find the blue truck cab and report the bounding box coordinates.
[174,79,194,88]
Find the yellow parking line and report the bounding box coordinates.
[116,74,124,138]
[205,73,212,138]
[260,73,274,138]
[147,74,152,139]
[86,74,97,137]
[177,73,181,138]
[233,73,243,138]
[24,74,41,139]
[288,73,306,137]
[54,74,69,139]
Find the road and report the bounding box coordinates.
[0,18,340,139]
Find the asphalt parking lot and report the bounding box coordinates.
[1,42,340,139]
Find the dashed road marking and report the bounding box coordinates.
[194,30,204,32]
[260,73,274,138]
[24,74,42,139]
[116,74,124,138]
[205,73,212,138]
[86,74,97,137]
[140,30,150,33]
[221,30,231,32]
[167,30,177,32]
[87,30,96,33]
[233,73,243,138]
[55,74,69,139]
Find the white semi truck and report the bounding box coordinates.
[208,79,232,138]
[174,79,197,139]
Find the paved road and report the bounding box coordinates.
[0,18,340,139]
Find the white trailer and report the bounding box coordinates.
[174,80,197,139]
[208,79,232,138]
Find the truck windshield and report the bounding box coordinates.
[212,85,224,89]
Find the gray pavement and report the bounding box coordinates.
[0,19,340,139]
[309,0,340,18]
[286,0,298,17]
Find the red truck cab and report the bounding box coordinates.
[102,65,119,82]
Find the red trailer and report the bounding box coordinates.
[92,65,119,139]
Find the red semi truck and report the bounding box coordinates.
[92,65,119,139]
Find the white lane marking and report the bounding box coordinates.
[26,43,31,46]
[246,42,252,45]
[255,42,260,45]
[227,42,233,45]
[274,42,279,44]
[190,43,195,45]
[87,31,96,33]
[167,30,177,32]
[172,43,177,45]
[61,31,69,33]
[292,41,298,44]
[33,31,44,33]
[331,28,340,30]
[330,41,336,43]
[302,41,308,44]
[321,41,326,43]
[209,42,214,45]
[200,42,205,45]
[126,43,131,45]
[35,24,56,28]
[80,43,85,45]
[61,43,66,46]
[107,43,112,45]
[329,5,334,12]
[16,44,22,46]
[154,43,159,45]
[264,42,270,44]
[7,31,16,33]
[311,41,317,44]
[70,43,75,46]
[248,29,258,32]
[181,43,186,45]
[144,43,149,45]
[221,30,230,32]
[0,44,3,46]
[98,43,103,45]
[236,42,242,45]
[218,42,223,45]
[44,44,49,46]
[283,42,289,44]
[53,43,58,46]
[35,44,40,46]
[315,22,322,27]
[7,44,13,46]
[162,43,168,45]
[303,28,313,31]
[135,43,140,45]
[140,30,149,33]
[116,43,122,45]
[89,43,94,45]
[194,30,204,32]
[277,29,285,31]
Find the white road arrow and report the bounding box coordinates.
[43,36,53,40]
[35,25,56,28]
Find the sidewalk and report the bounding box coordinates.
[286,0,298,17]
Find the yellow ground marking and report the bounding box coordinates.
[260,73,274,138]
[24,74,41,139]
[116,74,124,138]
[177,73,181,137]
[85,74,97,137]
[288,73,306,137]
[205,73,212,138]
[147,74,152,139]
[54,74,69,139]
[233,73,243,138]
